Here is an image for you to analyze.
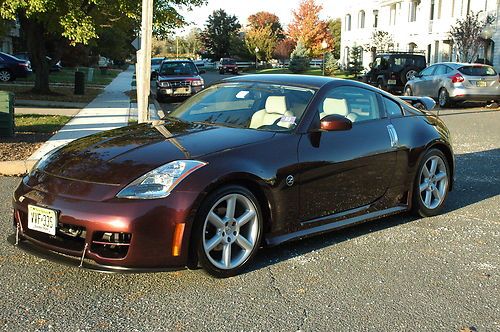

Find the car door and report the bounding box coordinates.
[430,65,449,98]
[297,85,397,222]
[413,65,437,96]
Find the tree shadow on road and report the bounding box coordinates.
[248,147,500,274]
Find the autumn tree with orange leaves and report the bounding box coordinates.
[288,0,332,58]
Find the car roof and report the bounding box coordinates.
[223,74,339,89]
[432,62,494,68]
[162,59,194,63]
[377,53,425,57]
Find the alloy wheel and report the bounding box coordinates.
[418,155,448,210]
[404,86,412,96]
[202,193,259,270]
[406,70,417,81]
[439,89,448,107]
[0,70,11,82]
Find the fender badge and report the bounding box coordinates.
[286,175,294,187]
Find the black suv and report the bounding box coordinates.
[364,52,426,93]
[156,60,205,102]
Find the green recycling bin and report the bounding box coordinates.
[0,91,15,138]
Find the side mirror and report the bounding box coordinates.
[199,69,206,74]
[320,114,352,131]
[414,73,422,78]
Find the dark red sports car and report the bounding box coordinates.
[12,75,454,277]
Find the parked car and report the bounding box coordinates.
[156,59,205,101]
[13,52,62,72]
[13,75,454,277]
[404,62,500,107]
[0,52,32,82]
[150,57,166,79]
[219,58,238,74]
[365,52,427,93]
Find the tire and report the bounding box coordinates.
[377,79,386,91]
[404,86,413,96]
[401,67,418,84]
[412,149,450,217]
[219,69,224,75]
[438,88,451,108]
[194,185,263,278]
[0,69,12,82]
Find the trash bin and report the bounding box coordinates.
[0,91,15,138]
[75,71,85,95]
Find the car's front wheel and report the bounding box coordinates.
[413,149,450,217]
[404,86,413,96]
[195,185,263,277]
[0,69,12,82]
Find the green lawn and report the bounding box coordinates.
[15,114,72,133]
[248,67,354,79]
[0,85,102,103]
[17,67,121,86]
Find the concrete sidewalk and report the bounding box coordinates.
[28,67,134,161]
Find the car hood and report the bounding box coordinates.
[157,75,200,81]
[39,119,274,185]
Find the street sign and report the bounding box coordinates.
[132,37,141,50]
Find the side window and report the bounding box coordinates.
[383,97,403,117]
[320,86,381,123]
[420,66,435,76]
[434,65,447,75]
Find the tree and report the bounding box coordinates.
[288,0,332,57]
[289,41,310,73]
[348,46,363,76]
[323,52,338,76]
[200,9,241,60]
[368,30,394,52]
[449,11,495,63]
[247,11,284,39]
[185,27,202,57]
[245,24,278,62]
[273,38,296,62]
[327,18,341,59]
[0,0,204,94]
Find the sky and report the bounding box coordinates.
[176,0,346,35]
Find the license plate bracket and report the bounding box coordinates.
[28,205,58,236]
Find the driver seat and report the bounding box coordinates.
[249,96,294,129]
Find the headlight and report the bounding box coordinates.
[158,81,170,88]
[116,160,207,199]
[191,79,204,87]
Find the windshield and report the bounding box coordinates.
[169,82,315,132]
[222,59,236,65]
[458,65,497,76]
[160,62,198,76]
[151,58,164,65]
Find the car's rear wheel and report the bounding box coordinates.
[438,88,451,108]
[404,86,413,96]
[195,185,263,277]
[0,70,12,82]
[413,149,450,217]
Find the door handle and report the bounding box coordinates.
[387,124,399,148]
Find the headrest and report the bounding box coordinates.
[265,96,288,115]
[323,98,348,116]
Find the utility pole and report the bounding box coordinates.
[137,0,153,124]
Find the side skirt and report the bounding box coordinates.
[265,205,408,246]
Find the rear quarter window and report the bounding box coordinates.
[458,66,497,76]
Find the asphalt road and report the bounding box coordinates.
[0,107,499,331]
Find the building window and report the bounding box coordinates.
[346,14,351,31]
[408,42,417,52]
[373,10,379,28]
[434,40,439,63]
[430,0,435,20]
[390,4,397,25]
[358,10,365,29]
[409,1,418,22]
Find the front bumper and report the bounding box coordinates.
[12,175,200,269]
[157,85,203,97]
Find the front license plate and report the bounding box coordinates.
[476,81,487,87]
[174,87,191,95]
[388,79,397,85]
[28,205,57,235]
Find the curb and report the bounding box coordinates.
[0,159,37,176]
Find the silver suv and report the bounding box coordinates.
[404,62,499,108]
